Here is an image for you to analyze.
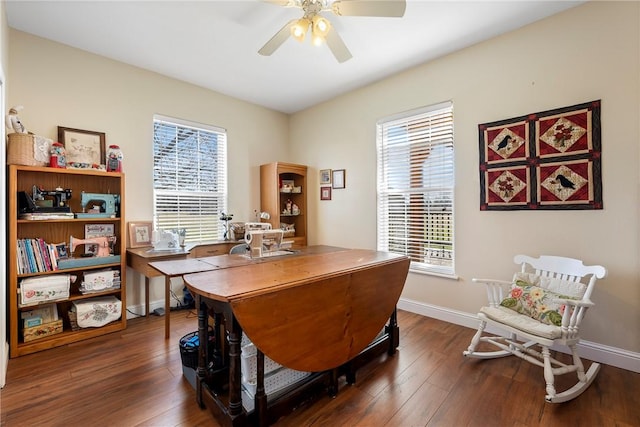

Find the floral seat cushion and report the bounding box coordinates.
[498,272,583,326]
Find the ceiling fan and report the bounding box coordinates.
[258,0,407,63]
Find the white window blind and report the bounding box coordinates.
[153,115,227,243]
[376,101,455,276]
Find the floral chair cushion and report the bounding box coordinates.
[500,273,580,326]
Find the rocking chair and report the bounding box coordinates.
[463,254,606,403]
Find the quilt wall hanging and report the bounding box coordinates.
[478,100,602,210]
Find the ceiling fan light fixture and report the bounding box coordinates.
[311,33,325,46]
[291,18,310,42]
[311,15,330,38]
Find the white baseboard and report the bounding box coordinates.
[125,300,169,319]
[397,297,640,374]
[125,295,192,319]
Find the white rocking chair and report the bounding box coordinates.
[463,254,607,403]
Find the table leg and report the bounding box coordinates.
[227,315,243,418]
[145,276,150,317]
[196,295,205,408]
[256,349,267,427]
[387,308,399,355]
[165,275,171,339]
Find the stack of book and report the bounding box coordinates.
[16,239,64,274]
[19,212,75,220]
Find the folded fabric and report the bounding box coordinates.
[20,275,70,305]
[73,296,121,328]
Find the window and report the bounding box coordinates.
[153,115,227,243]
[376,101,454,276]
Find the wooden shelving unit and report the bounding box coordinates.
[260,162,307,247]
[7,165,126,357]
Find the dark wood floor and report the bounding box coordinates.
[2,309,639,426]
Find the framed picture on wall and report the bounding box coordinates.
[319,169,332,185]
[320,186,332,201]
[128,222,153,248]
[332,169,346,189]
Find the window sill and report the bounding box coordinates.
[409,267,459,280]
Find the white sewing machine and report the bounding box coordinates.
[151,229,180,251]
[244,223,292,258]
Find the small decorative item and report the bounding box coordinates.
[58,126,106,169]
[174,228,187,248]
[332,169,346,189]
[254,210,271,221]
[128,222,153,248]
[319,169,332,185]
[281,179,294,193]
[321,186,332,200]
[292,203,300,215]
[220,212,234,240]
[5,105,27,134]
[106,144,123,172]
[49,142,66,168]
[285,199,293,214]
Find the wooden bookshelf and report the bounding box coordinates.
[8,165,126,357]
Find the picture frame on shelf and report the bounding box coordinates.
[281,179,295,192]
[128,222,153,248]
[319,169,331,185]
[320,186,332,201]
[58,126,106,167]
[332,169,346,189]
[55,243,68,260]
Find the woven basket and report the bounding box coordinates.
[7,133,47,166]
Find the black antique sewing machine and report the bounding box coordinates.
[18,186,72,214]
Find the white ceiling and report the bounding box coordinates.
[5,0,582,114]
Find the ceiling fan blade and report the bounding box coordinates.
[263,0,297,6]
[332,0,406,17]
[258,19,297,56]
[325,27,352,63]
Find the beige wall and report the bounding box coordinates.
[290,1,640,354]
[7,30,291,307]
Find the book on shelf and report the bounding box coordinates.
[17,239,64,274]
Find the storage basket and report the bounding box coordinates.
[23,319,63,342]
[179,330,215,370]
[179,331,200,369]
[7,133,47,166]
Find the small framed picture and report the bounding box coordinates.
[58,126,106,167]
[55,243,68,260]
[319,169,332,185]
[128,222,153,248]
[320,186,332,201]
[332,169,346,189]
